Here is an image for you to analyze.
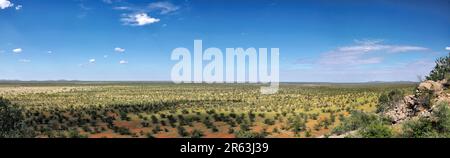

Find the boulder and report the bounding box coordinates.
[417,80,443,96]
[383,80,449,124]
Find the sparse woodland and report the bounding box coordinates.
[0,82,414,138]
[0,53,448,138]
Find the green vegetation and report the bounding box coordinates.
[332,110,388,136]
[333,98,450,138]
[426,53,450,81]
[401,102,450,138]
[0,97,33,138]
[0,82,416,138]
[359,121,393,138]
[234,130,267,138]
[377,89,404,113]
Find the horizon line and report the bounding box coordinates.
[0,79,419,84]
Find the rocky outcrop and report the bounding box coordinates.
[383,79,449,124]
[384,95,416,123]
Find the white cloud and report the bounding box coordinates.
[0,0,13,9]
[102,0,122,4]
[18,59,31,63]
[387,46,428,53]
[446,47,450,51]
[121,13,160,26]
[319,40,429,65]
[47,50,52,54]
[114,47,125,53]
[102,0,113,4]
[283,59,436,82]
[113,6,131,10]
[15,4,21,10]
[148,1,180,14]
[119,60,128,64]
[89,59,96,63]
[111,2,179,26]
[12,48,22,53]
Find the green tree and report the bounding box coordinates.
[0,97,33,138]
[426,53,450,81]
[359,122,393,138]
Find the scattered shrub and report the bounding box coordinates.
[234,130,266,138]
[377,89,404,113]
[0,97,34,138]
[190,129,204,138]
[359,122,393,138]
[177,126,188,137]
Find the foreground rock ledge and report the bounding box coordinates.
[384,79,450,124]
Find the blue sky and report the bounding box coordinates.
[0,0,449,82]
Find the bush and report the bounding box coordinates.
[240,123,250,131]
[359,122,393,138]
[177,126,188,137]
[426,53,450,81]
[332,110,379,135]
[401,117,434,138]
[264,118,275,125]
[304,129,312,137]
[190,129,204,138]
[0,97,34,138]
[151,115,159,124]
[234,130,266,138]
[377,89,404,113]
[113,126,131,135]
[68,130,87,138]
[401,102,450,138]
[146,132,155,138]
[432,102,450,133]
[228,128,234,134]
[291,117,306,134]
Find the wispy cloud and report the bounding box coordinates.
[284,59,436,82]
[102,0,122,4]
[89,58,96,64]
[78,3,91,11]
[108,1,180,26]
[76,0,92,18]
[18,59,31,63]
[113,6,132,10]
[288,39,436,82]
[319,40,429,65]
[102,0,113,4]
[121,13,160,26]
[112,1,180,14]
[148,1,180,15]
[446,47,450,51]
